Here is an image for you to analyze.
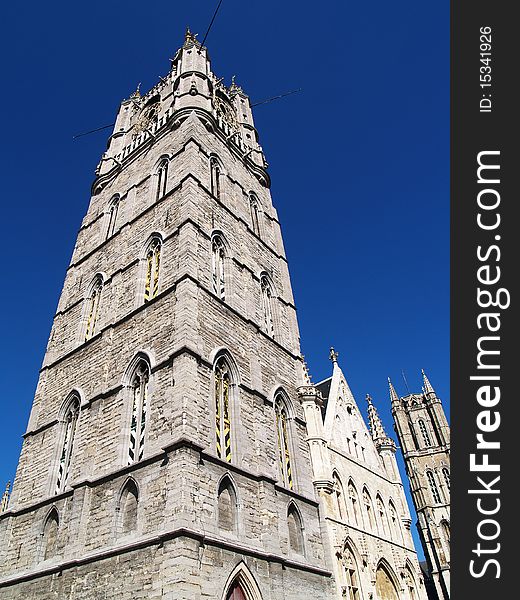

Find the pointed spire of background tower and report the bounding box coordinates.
[388,377,400,409]
[422,369,436,397]
[1,481,10,513]
[366,394,388,442]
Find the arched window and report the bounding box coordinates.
[128,360,150,464]
[106,196,120,239]
[143,237,161,302]
[376,495,388,536]
[333,473,348,521]
[442,468,450,491]
[212,235,226,300]
[84,276,103,342]
[418,419,432,447]
[250,195,260,235]
[363,488,376,531]
[217,477,237,533]
[405,565,418,600]
[348,481,360,526]
[42,509,59,560]
[375,563,400,600]
[388,500,401,540]
[119,479,139,535]
[214,356,233,463]
[260,274,275,337]
[55,396,80,494]
[275,394,293,489]
[156,158,168,201]
[427,470,442,504]
[210,156,221,199]
[441,520,450,544]
[287,504,304,555]
[338,545,360,600]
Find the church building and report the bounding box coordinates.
[0,31,432,600]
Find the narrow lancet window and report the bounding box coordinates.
[333,473,347,521]
[128,361,150,464]
[427,470,442,504]
[210,157,221,199]
[442,467,450,491]
[376,495,387,536]
[363,488,376,531]
[287,505,304,554]
[55,397,80,494]
[260,275,275,337]
[156,159,168,200]
[348,482,360,526]
[212,236,226,300]
[214,357,232,463]
[275,395,293,489]
[418,419,432,447]
[250,196,260,235]
[106,196,120,239]
[84,277,103,342]
[144,238,161,302]
[339,546,360,600]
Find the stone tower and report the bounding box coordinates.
[0,31,333,599]
[390,372,450,600]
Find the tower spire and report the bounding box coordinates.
[366,394,396,453]
[422,369,436,397]
[1,481,10,513]
[388,377,400,408]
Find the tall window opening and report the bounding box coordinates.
[250,196,260,235]
[375,563,400,600]
[156,158,168,200]
[333,473,347,521]
[363,488,376,531]
[388,500,401,540]
[260,274,275,337]
[106,196,120,239]
[376,495,388,536]
[84,276,103,342]
[348,481,360,526]
[210,157,221,199]
[42,509,59,560]
[144,238,161,302]
[405,566,417,600]
[418,419,432,447]
[338,546,360,600]
[217,477,237,533]
[427,470,442,504]
[55,396,80,494]
[275,394,293,489]
[119,479,139,535]
[287,504,304,555]
[212,235,226,300]
[214,356,233,463]
[442,467,450,491]
[128,360,150,464]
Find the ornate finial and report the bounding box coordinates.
[130,83,141,99]
[366,396,396,452]
[184,27,200,48]
[388,377,400,407]
[422,369,436,396]
[301,355,312,385]
[1,481,10,513]
[329,347,339,364]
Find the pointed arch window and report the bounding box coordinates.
[128,361,150,464]
[275,394,293,490]
[250,195,260,235]
[405,566,418,600]
[260,275,275,337]
[106,196,120,240]
[287,504,304,555]
[42,510,59,560]
[214,356,233,463]
[388,500,401,539]
[212,235,226,300]
[156,158,168,201]
[55,397,80,494]
[210,156,221,199]
[348,482,360,526]
[144,238,161,302]
[376,495,388,536]
[333,473,348,521]
[363,488,376,531]
[418,419,432,447]
[217,477,238,533]
[441,520,450,544]
[84,276,103,342]
[338,546,360,600]
[427,470,442,504]
[442,467,450,491]
[119,479,139,535]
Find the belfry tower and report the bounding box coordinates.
[0,32,333,599]
[390,372,450,600]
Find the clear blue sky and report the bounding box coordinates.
[0,2,448,559]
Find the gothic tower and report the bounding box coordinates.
[390,372,450,600]
[0,31,333,599]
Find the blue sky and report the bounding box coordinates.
[0,1,448,559]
